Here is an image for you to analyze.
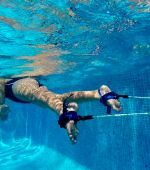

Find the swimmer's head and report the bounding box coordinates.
[67,102,78,112]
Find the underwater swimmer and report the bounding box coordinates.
[0,77,122,144]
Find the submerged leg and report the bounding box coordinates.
[12,78,64,115]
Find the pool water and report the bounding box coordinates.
[0,0,150,170]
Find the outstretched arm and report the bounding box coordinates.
[60,85,122,111]
[56,85,122,144]
[61,90,99,102]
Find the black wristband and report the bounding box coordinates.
[58,111,78,128]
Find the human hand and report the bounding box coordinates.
[107,99,122,112]
[66,120,79,144]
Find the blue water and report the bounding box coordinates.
[0,0,150,170]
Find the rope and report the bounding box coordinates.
[128,96,150,99]
[93,112,150,119]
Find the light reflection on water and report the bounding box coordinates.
[0,138,44,167]
[0,138,89,170]
[0,0,149,78]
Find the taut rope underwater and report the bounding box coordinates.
[77,112,150,122]
[77,94,150,122]
[128,96,150,99]
[58,93,150,125]
[93,112,150,119]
